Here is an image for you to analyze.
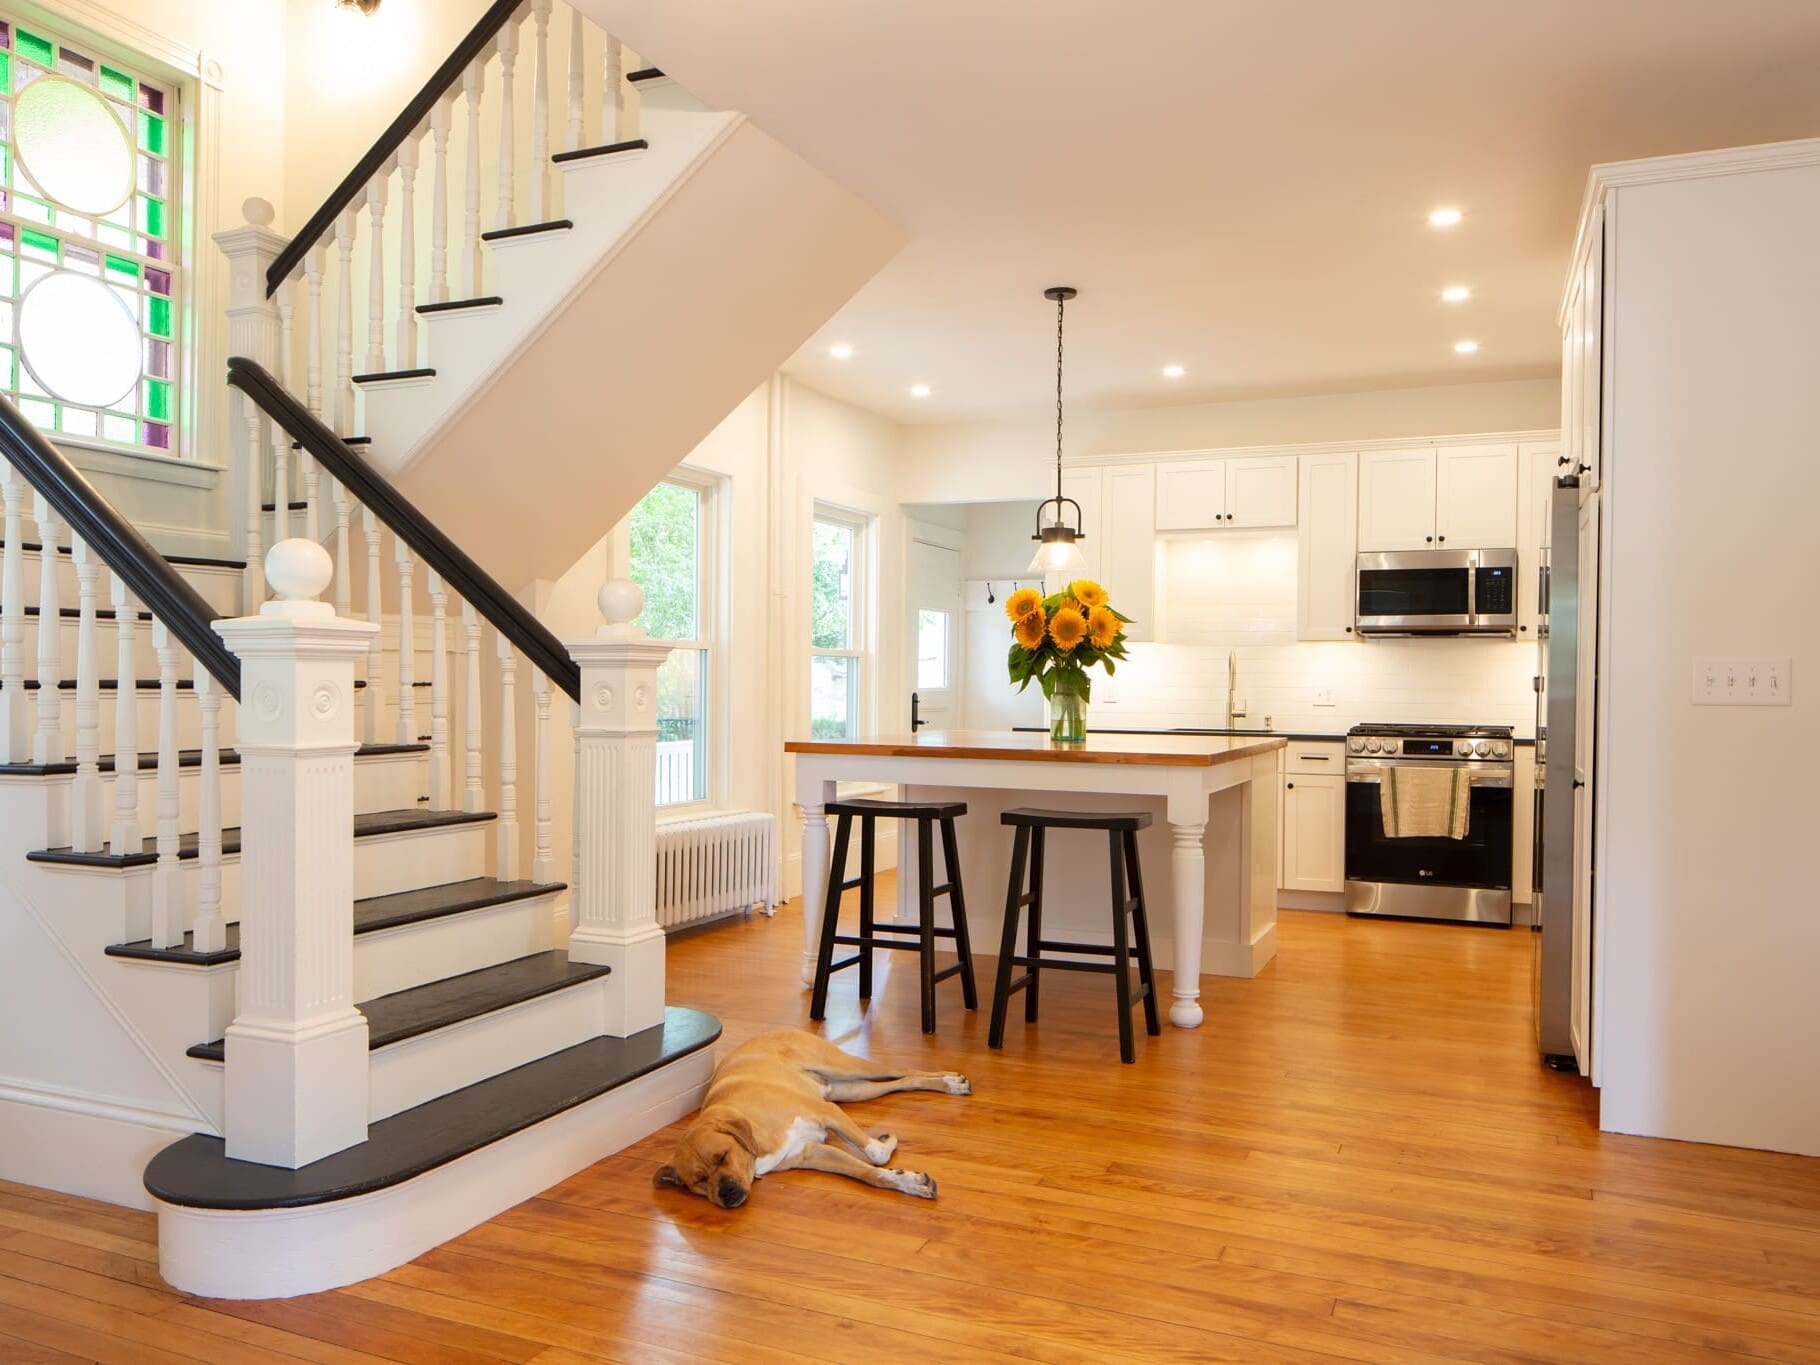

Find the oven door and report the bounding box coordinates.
[1344,762,1514,891]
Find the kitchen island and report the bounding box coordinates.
[786,730,1286,1027]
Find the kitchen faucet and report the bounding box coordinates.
[1226,649,1247,727]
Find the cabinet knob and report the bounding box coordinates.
[1285,782,1294,789]
[1438,535,1446,543]
[1425,536,1434,543]
[1557,455,1571,467]
[1344,626,1353,633]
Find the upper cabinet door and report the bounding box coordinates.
[1059,467,1102,583]
[1515,442,1560,639]
[1099,465,1157,642]
[1226,456,1298,528]
[1297,451,1358,641]
[1357,448,1438,550]
[1154,459,1227,531]
[1435,443,1518,548]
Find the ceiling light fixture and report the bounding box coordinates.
[1428,207,1463,228]
[1162,364,1185,379]
[334,0,382,14]
[910,383,932,398]
[1441,285,1471,303]
[828,342,853,360]
[1454,340,1480,354]
[1028,285,1088,576]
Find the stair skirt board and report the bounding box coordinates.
[150,1011,719,1300]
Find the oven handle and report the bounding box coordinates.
[1346,768,1512,789]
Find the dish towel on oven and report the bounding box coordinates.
[1382,766,1471,839]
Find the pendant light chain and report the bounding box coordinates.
[1054,291,1066,501]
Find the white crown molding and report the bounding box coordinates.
[1065,428,1561,470]
[14,0,219,87]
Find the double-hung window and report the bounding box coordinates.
[0,13,180,452]
[627,478,715,808]
[810,511,866,740]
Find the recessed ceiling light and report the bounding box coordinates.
[1441,285,1471,303]
[828,342,854,360]
[1428,207,1463,228]
[1454,340,1480,354]
[1162,365,1185,379]
[910,383,932,398]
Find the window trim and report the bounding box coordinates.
[810,504,871,742]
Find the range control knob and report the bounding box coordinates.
[1474,740,1491,757]
[1492,741,1511,759]
[1348,737,1366,753]
[1365,738,1382,754]
[1456,740,1475,757]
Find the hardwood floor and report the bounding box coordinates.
[2,889,1818,1362]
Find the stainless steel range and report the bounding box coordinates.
[1344,722,1516,925]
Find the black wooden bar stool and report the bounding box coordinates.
[988,808,1161,1063]
[809,799,979,1034]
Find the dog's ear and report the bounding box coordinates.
[721,1115,759,1156]
[653,1164,686,1189]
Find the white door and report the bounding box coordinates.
[1058,467,1102,581]
[1099,465,1157,640]
[1435,443,1518,548]
[1226,456,1299,528]
[1154,459,1227,531]
[1570,491,1601,1075]
[1297,452,1359,641]
[1280,773,1345,893]
[908,537,963,731]
[1357,448,1437,550]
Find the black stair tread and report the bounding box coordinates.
[23,677,368,692]
[551,138,649,165]
[0,542,245,570]
[290,436,370,449]
[28,806,492,869]
[626,67,666,82]
[104,876,566,966]
[416,296,503,315]
[480,219,572,242]
[24,606,155,621]
[352,367,435,385]
[185,949,611,1061]
[260,501,310,512]
[0,740,427,779]
[145,1007,719,1210]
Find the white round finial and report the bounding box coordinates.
[598,578,644,626]
[243,197,276,228]
[266,538,333,603]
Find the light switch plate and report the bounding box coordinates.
[1313,689,1336,708]
[1693,657,1792,706]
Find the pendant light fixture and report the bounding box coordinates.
[1028,285,1088,575]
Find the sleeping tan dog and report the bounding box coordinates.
[654,1030,970,1208]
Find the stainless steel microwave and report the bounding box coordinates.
[1355,548,1519,637]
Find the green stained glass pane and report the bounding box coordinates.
[20,227,56,256]
[144,378,171,421]
[16,29,54,69]
[139,110,164,156]
[104,254,140,282]
[0,51,12,95]
[147,294,171,338]
[139,196,165,239]
[100,66,134,102]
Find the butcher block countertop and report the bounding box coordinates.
[785,729,1287,768]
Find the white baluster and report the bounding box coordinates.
[461,60,486,297]
[394,537,416,745]
[270,278,295,544]
[192,662,225,954]
[0,459,24,764]
[364,173,389,374]
[566,10,585,151]
[495,631,519,880]
[333,479,352,619]
[426,569,449,807]
[333,208,358,436]
[429,96,453,304]
[531,667,552,885]
[31,493,63,764]
[603,35,625,143]
[150,620,182,948]
[239,391,265,604]
[364,506,384,746]
[302,451,321,544]
[396,136,419,367]
[496,19,520,229]
[109,575,139,856]
[529,0,552,221]
[69,535,103,852]
[462,600,484,812]
[304,243,327,419]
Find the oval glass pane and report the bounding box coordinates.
[18,271,143,410]
[13,76,136,216]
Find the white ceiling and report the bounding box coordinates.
[601,1,1820,422]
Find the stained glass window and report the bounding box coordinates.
[0,13,178,451]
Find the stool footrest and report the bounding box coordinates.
[1037,939,1119,957]
[831,934,955,952]
[1011,955,1120,977]
[932,963,968,984]
[855,923,960,939]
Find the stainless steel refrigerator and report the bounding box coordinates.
[1533,475,1580,1069]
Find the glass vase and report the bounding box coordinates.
[1049,688,1088,744]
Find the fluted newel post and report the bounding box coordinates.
[213,199,286,598]
[566,579,670,1036]
[215,540,378,1168]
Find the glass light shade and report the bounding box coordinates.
[1027,528,1088,575]
[18,271,143,408]
[14,76,136,216]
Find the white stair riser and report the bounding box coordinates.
[34,690,241,755]
[352,892,560,1000]
[3,550,243,616]
[367,975,610,1122]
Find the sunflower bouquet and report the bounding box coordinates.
[1004,579,1132,742]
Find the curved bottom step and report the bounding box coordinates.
[146,1006,719,1299]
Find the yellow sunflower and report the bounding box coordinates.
[1088,605,1120,649]
[1048,606,1088,652]
[1013,608,1047,650]
[1004,587,1043,622]
[1070,579,1108,609]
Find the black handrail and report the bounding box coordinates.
[0,396,240,699]
[227,357,582,702]
[265,0,525,297]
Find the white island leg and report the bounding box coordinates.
[799,794,831,987]
[1168,818,1208,1027]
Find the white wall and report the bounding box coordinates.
[1596,161,1820,1157]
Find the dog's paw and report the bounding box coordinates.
[942,1073,972,1096]
[865,1132,899,1165]
[889,1169,938,1199]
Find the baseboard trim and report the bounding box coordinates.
[0,1083,201,1211]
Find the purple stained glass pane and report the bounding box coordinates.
[144,422,171,449]
[140,84,163,114]
[146,239,165,261]
[0,22,9,49]
[146,268,171,296]
[0,223,12,247]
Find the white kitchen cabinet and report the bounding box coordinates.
[1227,456,1298,528]
[1296,451,1359,641]
[1279,742,1347,895]
[1357,448,1438,550]
[1099,465,1156,641]
[1154,460,1226,530]
[1515,441,1561,639]
[1434,444,1518,548]
[1058,467,1101,583]
[1561,203,1604,493]
[1154,456,1296,532]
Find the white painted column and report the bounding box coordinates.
[798,798,831,987]
[1166,817,1208,1028]
[566,579,670,1035]
[214,540,379,1169]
